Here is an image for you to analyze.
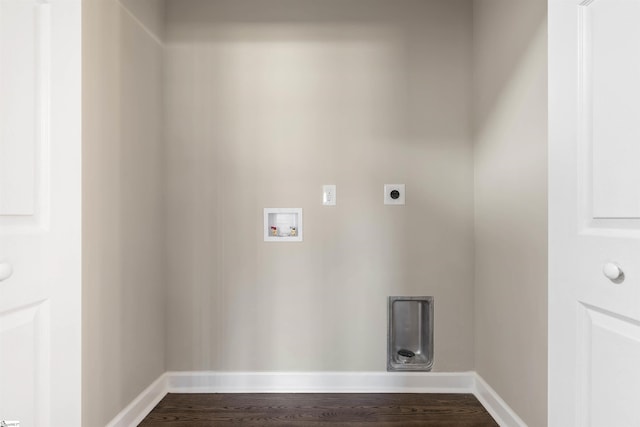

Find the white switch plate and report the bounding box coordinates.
[384,184,405,205]
[323,185,336,206]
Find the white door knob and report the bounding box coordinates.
[0,263,13,282]
[603,262,624,282]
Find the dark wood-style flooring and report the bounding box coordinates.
[139,393,499,426]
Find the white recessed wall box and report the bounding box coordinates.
[384,184,405,205]
[264,208,303,242]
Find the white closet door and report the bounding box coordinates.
[550,0,640,425]
[0,1,81,426]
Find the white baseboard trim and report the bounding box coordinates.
[165,371,476,394]
[106,371,526,427]
[105,374,168,427]
[472,373,527,427]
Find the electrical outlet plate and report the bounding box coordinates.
[384,184,405,205]
[323,185,336,206]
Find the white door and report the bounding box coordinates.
[549,0,640,425]
[0,1,81,426]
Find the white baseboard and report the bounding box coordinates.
[472,373,527,427]
[105,374,168,427]
[106,371,526,427]
[165,371,476,394]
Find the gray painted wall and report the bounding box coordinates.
[164,0,475,372]
[82,1,165,425]
[472,1,548,425]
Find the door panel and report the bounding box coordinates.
[577,304,640,426]
[0,0,39,216]
[589,0,640,219]
[0,0,50,231]
[0,302,49,427]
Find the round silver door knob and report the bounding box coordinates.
[0,262,13,282]
[603,262,624,282]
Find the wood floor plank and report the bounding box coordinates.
[139,393,499,426]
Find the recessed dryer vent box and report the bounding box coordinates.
[264,208,303,242]
[387,296,434,371]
